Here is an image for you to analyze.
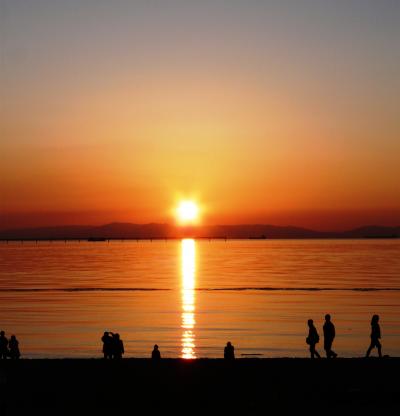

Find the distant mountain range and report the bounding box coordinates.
[0,223,399,240]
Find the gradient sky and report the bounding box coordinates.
[1,0,399,230]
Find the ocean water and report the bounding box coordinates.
[0,239,399,358]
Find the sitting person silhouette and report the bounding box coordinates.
[0,331,8,359]
[306,319,321,359]
[112,333,124,359]
[152,344,161,360]
[366,314,383,358]
[8,335,20,359]
[101,331,113,359]
[224,342,235,360]
[323,314,338,358]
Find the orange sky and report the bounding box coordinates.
[1,1,399,230]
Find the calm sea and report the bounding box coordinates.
[1,239,399,358]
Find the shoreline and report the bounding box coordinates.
[1,356,397,360]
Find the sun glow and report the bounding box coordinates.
[176,200,199,224]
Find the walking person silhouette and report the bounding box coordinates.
[366,314,383,358]
[323,314,337,358]
[306,319,321,359]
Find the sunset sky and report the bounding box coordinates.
[1,0,399,230]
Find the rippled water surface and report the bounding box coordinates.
[1,239,399,357]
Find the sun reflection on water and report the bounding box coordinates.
[181,238,196,359]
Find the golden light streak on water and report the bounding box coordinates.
[181,238,196,359]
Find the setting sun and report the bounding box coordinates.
[176,201,199,224]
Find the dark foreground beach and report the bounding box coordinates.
[1,358,399,415]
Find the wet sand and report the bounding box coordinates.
[1,358,399,415]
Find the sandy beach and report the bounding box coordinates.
[1,358,399,415]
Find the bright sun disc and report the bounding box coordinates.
[177,201,198,223]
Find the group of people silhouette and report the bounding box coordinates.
[306,314,383,359]
[0,331,20,359]
[0,314,385,360]
[306,314,338,359]
[101,331,124,359]
[99,314,383,360]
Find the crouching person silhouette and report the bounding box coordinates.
[224,342,235,360]
[152,344,161,360]
[306,319,321,359]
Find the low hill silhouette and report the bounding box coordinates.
[0,223,398,240]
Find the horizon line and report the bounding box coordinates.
[1,221,400,233]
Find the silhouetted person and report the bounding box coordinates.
[224,342,235,360]
[101,331,113,359]
[0,331,8,359]
[306,319,321,359]
[366,314,382,358]
[112,333,124,359]
[323,314,337,358]
[152,344,161,360]
[8,335,20,359]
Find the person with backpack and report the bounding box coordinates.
[306,319,321,359]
